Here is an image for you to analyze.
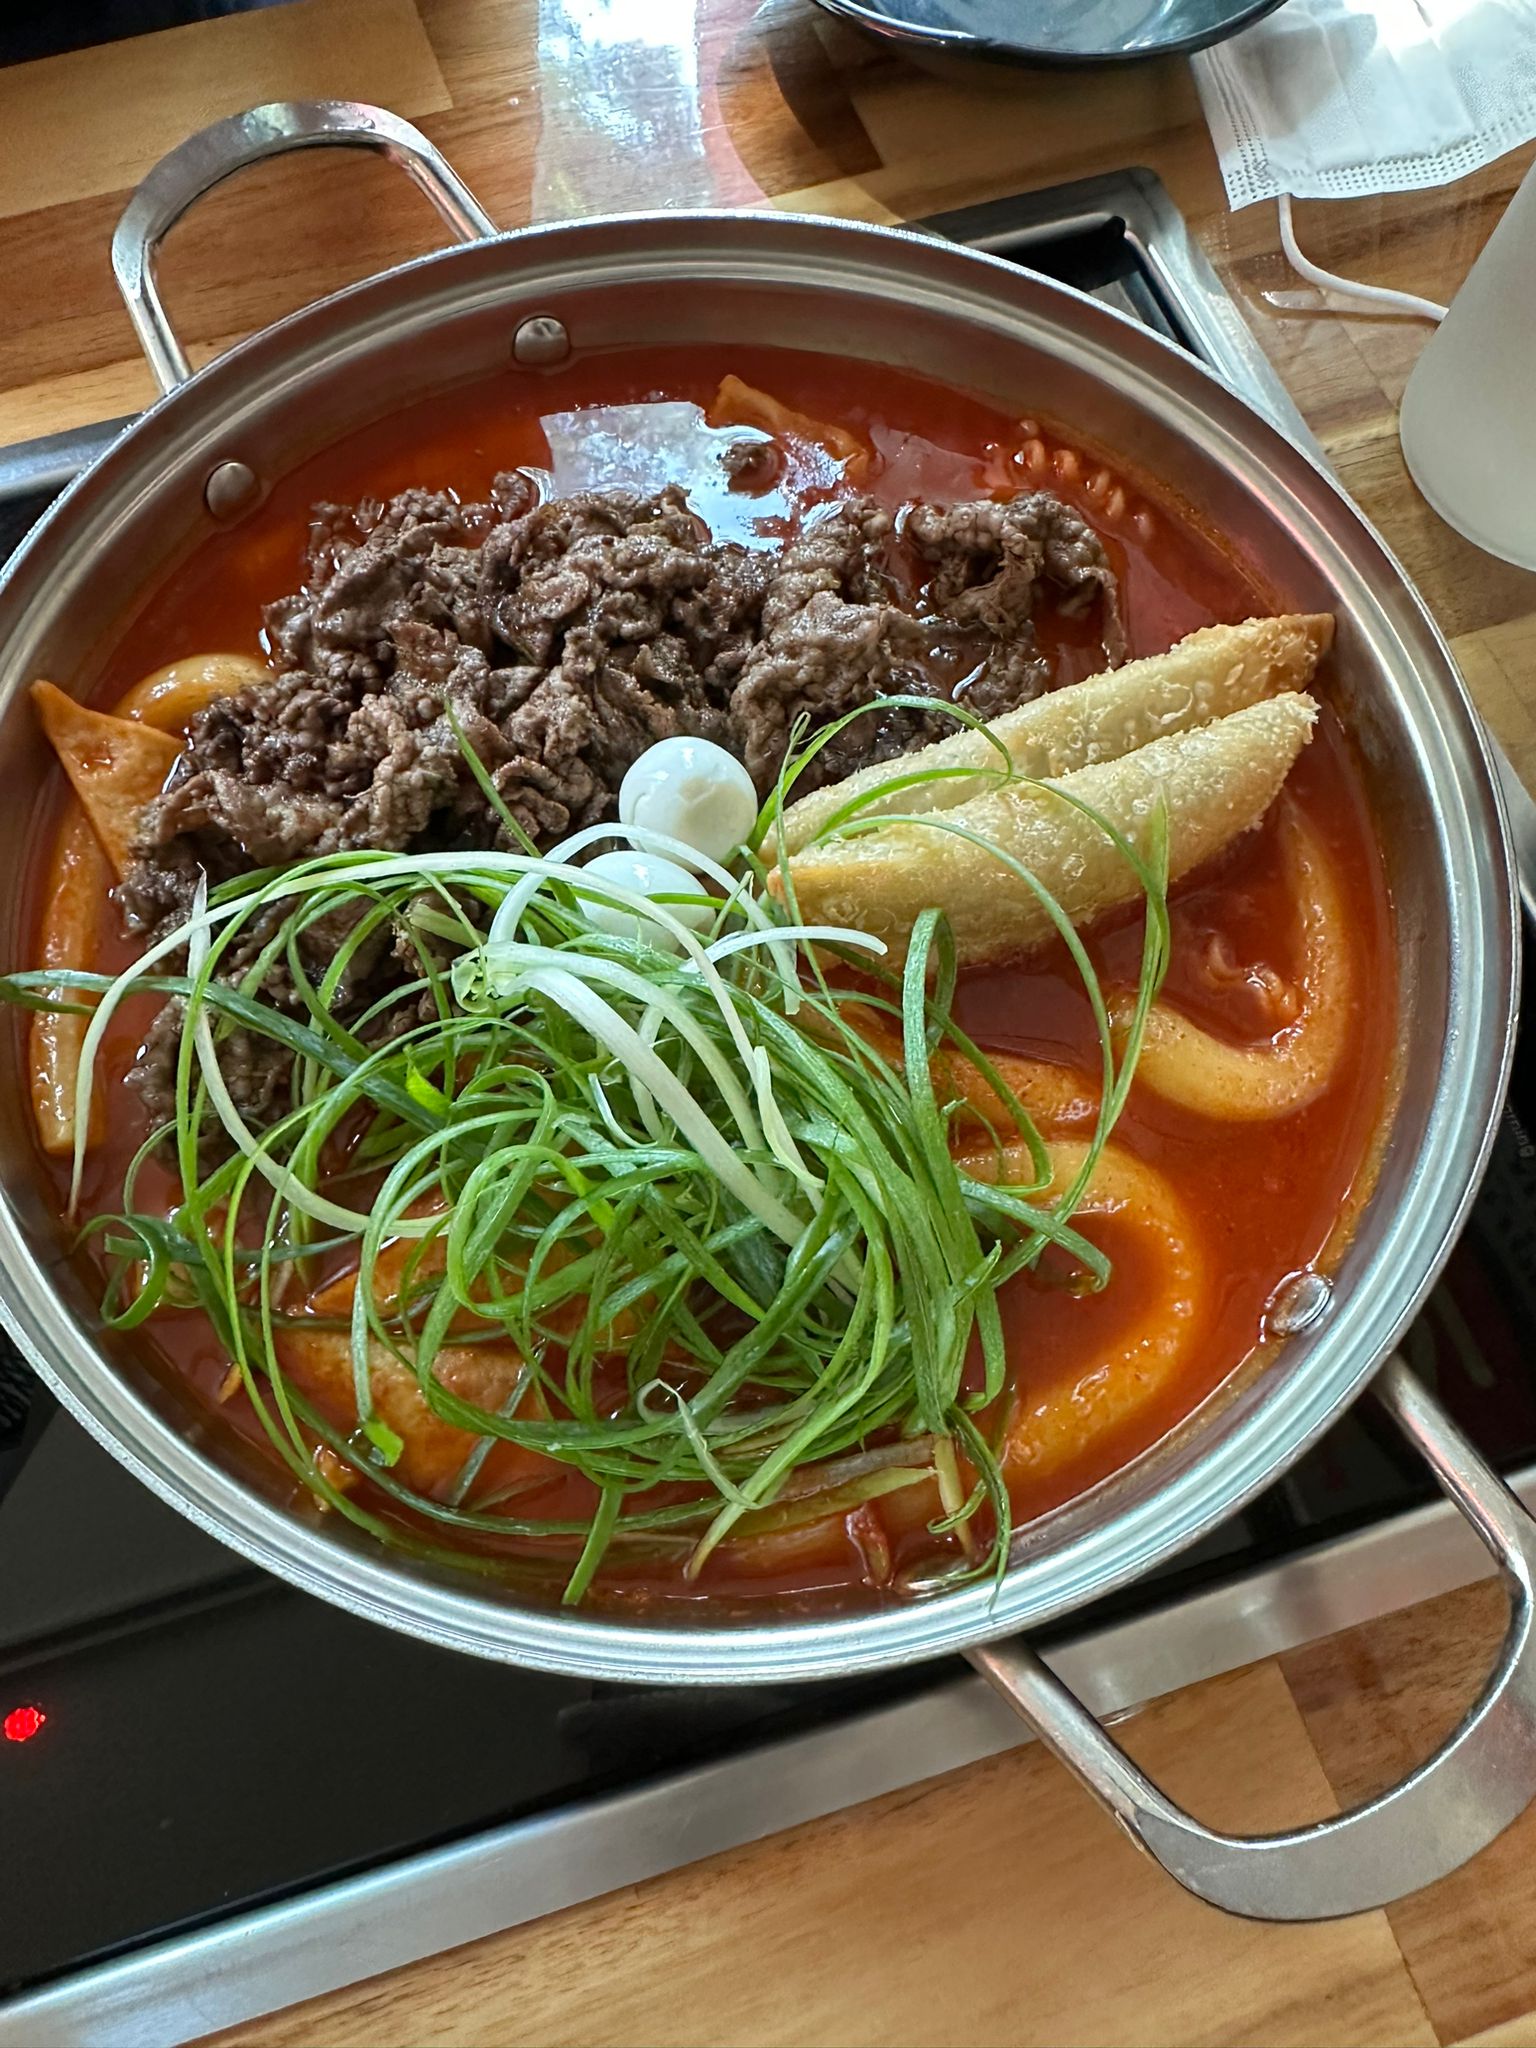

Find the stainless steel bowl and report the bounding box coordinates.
[0,102,1528,1920]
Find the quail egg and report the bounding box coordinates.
[581,849,715,949]
[617,737,758,864]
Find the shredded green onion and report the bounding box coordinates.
[3,708,1170,1603]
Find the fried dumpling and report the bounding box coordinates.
[776,691,1319,967]
[769,612,1333,857]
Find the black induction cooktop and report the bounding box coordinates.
[0,0,299,68]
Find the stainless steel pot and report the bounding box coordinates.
[0,101,1528,1923]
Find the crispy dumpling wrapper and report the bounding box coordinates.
[778,690,1318,967]
[770,612,1333,856]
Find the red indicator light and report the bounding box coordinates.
[3,1705,45,1744]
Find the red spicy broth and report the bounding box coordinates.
[92,344,1263,705]
[25,345,1393,1615]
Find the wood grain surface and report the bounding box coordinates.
[5,2,1536,2043]
[217,1665,1439,2048]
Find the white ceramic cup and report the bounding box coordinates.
[1400,158,1536,573]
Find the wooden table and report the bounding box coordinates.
[4,4,1536,2043]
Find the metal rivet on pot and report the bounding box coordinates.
[512,315,571,367]
[1266,1269,1334,1338]
[204,461,260,520]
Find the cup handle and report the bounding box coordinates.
[112,100,498,394]
[967,1353,1536,1920]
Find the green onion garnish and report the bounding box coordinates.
[3,717,1169,1603]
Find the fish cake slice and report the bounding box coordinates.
[770,612,1332,856]
[779,691,1318,966]
[31,680,182,880]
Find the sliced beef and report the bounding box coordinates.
[122,487,774,930]
[118,470,1124,1124]
[129,1003,294,1136]
[729,501,944,794]
[264,471,542,687]
[119,646,535,931]
[905,495,1127,717]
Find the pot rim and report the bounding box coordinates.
[0,207,1516,1683]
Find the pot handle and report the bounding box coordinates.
[112,101,499,395]
[967,1352,1536,1920]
